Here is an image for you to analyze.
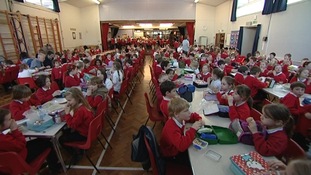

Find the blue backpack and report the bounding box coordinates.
[177,84,195,102]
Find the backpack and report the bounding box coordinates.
[131,125,166,174]
[229,119,266,145]
[178,84,195,102]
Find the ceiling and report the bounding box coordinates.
[59,0,228,29]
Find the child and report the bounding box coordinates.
[217,76,235,113]
[228,84,252,121]
[59,88,94,159]
[189,60,200,74]
[268,159,311,175]
[83,59,97,75]
[97,68,113,90]
[64,64,80,88]
[234,65,248,85]
[160,97,204,166]
[160,80,178,119]
[111,61,123,93]
[9,85,33,121]
[35,75,61,104]
[280,82,311,137]
[247,103,294,156]
[208,68,224,93]
[18,64,37,78]
[197,63,211,82]
[269,64,287,83]
[259,61,269,77]
[30,50,45,69]
[51,59,63,90]
[289,67,311,94]
[165,68,178,82]
[244,66,268,98]
[0,108,61,174]
[86,76,108,109]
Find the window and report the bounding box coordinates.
[236,0,304,18]
[25,0,54,10]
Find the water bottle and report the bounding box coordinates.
[38,106,45,120]
[54,111,61,124]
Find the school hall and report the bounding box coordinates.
[0,0,311,175]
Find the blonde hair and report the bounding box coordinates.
[64,88,92,112]
[168,97,189,117]
[286,159,311,175]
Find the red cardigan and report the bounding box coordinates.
[87,95,104,109]
[244,75,268,97]
[64,106,94,137]
[51,67,63,80]
[160,113,202,158]
[0,130,27,159]
[229,101,251,121]
[35,86,59,104]
[64,75,80,88]
[216,90,234,105]
[252,130,288,157]
[234,72,244,85]
[9,100,31,121]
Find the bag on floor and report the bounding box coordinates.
[131,126,149,162]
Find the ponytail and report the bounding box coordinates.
[283,116,294,138]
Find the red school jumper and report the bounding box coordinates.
[244,75,268,98]
[10,100,31,121]
[35,86,59,104]
[229,101,251,121]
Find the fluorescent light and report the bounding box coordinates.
[194,0,199,3]
[139,23,152,28]
[93,0,100,4]
[160,23,173,28]
[122,25,135,29]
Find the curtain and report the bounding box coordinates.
[252,24,261,55]
[111,27,119,38]
[262,0,287,15]
[186,22,195,45]
[52,0,60,12]
[272,0,287,13]
[231,0,238,22]
[100,23,109,51]
[178,27,185,38]
[14,0,24,2]
[237,27,243,52]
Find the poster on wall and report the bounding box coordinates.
[230,31,239,48]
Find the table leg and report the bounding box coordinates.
[51,137,67,173]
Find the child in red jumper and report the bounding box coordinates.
[9,85,35,121]
[234,65,249,85]
[86,76,108,109]
[59,88,94,161]
[35,75,61,104]
[197,63,211,82]
[228,85,252,121]
[244,66,268,98]
[280,82,311,137]
[247,104,294,156]
[0,108,61,174]
[268,64,287,83]
[160,80,178,120]
[160,97,204,166]
[64,64,80,88]
[216,76,235,114]
[51,59,63,90]
[289,67,311,94]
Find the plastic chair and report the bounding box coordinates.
[263,99,272,105]
[17,77,37,90]
[64,114,105,173]
[0,148,51,175]
[144,92,166,128]
[250,108,262,121]
[278,139,306,164]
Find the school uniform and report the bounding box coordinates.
[18,69,36,78]
[199,72,211,82]
[252,127,288,157]
[229,101,251,121]
[216,90,234,105]
[9,100,31,121]
[270,72,287,83]
[280,92,306,117]
[64,74,80,88]
[244,75,268,98]
[35,86,59,104]
[234,72,244,85]
[112,70,123,93]
[104,78,113,90]
[154,64,163,80]
[260,69,269,77]
[210,79,221,91]
[289,77,311,94]
[160,97,170,120]
[160,113,202,158]
[87,87,107,109]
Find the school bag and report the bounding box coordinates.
[229,119,266,145]
[178,84,195,102]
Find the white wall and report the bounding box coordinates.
[241,27,257,56]
[80,5,101,46]
[215,0,310,63]
[58,3,83,49]
[195,3,215,45]
[99,0,195,21]
[116,29,134,38]
[266,0,311,61]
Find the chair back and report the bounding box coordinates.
[250,108,262,121]
[88,114,104,144]
[263,99,272,105]
[144,93,153,116]
[143,135,159,175]
[97,98,108,117]
[281,139,306,164]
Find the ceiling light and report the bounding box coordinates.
[93,0,100,4]
[139,23,152,28]
[160,23,173,28]
[122,25,135,29]
[194,0,199,3]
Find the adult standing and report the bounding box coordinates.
[182,35,190,55]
